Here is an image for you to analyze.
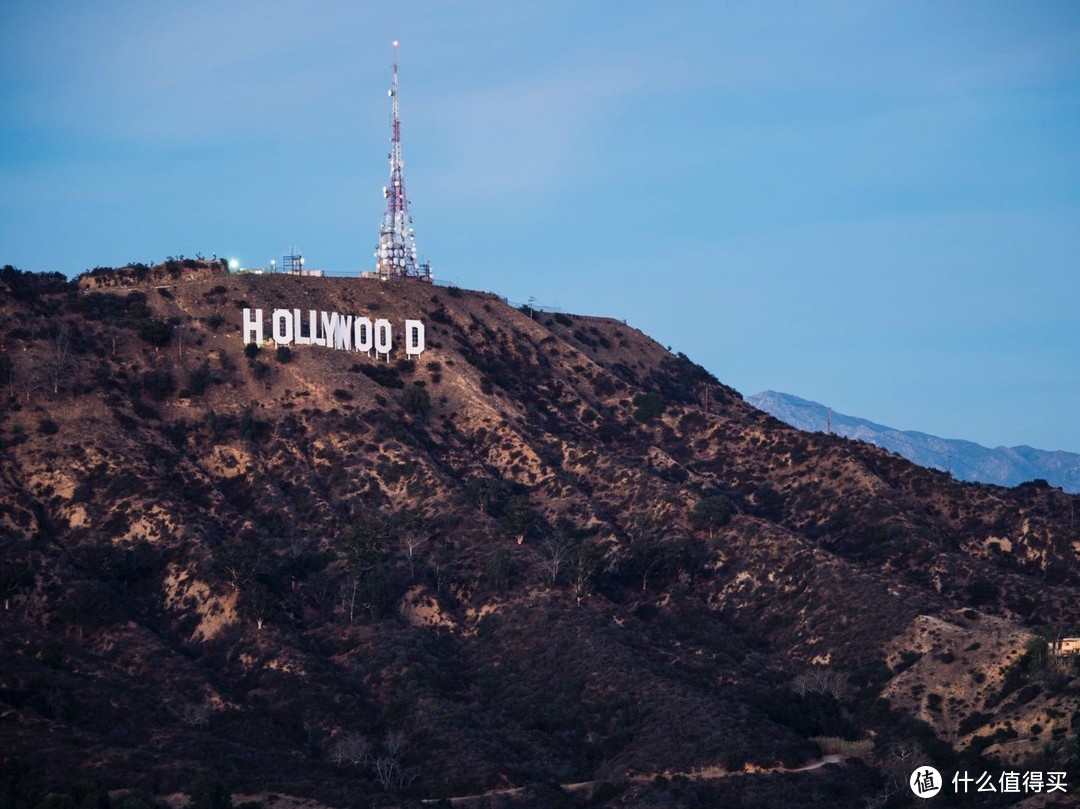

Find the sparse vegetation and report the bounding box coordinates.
[632,391,666,422]
[137,317,173,347]
[0,270,1076,809]
[401,383,431,417]
[187,361,211,396]
[811,736,873,757]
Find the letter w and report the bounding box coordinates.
[331,313,353,351]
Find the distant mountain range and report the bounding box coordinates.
[748,390,1080,494]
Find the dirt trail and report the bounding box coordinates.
[422,754,847,805]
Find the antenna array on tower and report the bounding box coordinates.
[372,40,432,282]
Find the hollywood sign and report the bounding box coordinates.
[242,308,425,358]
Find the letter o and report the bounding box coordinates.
[272,309,294,344]
[374,319,392,355]
[354,317,373,352]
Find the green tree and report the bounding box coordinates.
[342,516,394,573]
[465,477,510,516]
[341,516,403,621]
[632,391,666,423]
[625,533,665,591]
[621,513,668,591]
[1025,632,1050,674]
[690,495,734,537]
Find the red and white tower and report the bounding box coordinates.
[373,40,432,282]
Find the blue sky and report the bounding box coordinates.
[2,1,1079,452]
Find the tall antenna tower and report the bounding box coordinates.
[373,40,432,282]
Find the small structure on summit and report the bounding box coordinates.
[369,40,432,283]
[282,249,323,277]
[1051,638,1080,657]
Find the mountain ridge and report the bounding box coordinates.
[748,390,1080,494]
[1,261,1078,808]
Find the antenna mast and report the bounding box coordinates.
[373,40,432,282]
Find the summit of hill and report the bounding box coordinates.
[1,261,1078,808]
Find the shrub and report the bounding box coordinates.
[428,306,452,325]
[359,363,404,389]
[0,265,71,300]
[690,495,734,535]
[486,547,512,593]
[401,383,431,417]
[188,361,211,396]
[244,342,260,359]
[591,375,617,396]
[275,346,292,363]
[752,485,785,521]
[37,418,60,435]
[967,578,999,607]
[55,581,122,630]
[141,368,175,400]
[573,329,596,347]
[137,317,173,347]
[632,392,666,423]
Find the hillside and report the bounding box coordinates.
[749,390,1080,494]
[1,262,1079,808]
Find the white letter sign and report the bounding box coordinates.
[243,308,263,345]
[405,319,425,356]
[374,319,393,359]
[354,317,373,353]
[272,309,293,344]
[333,314,353,351]
[239,307,424,360]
